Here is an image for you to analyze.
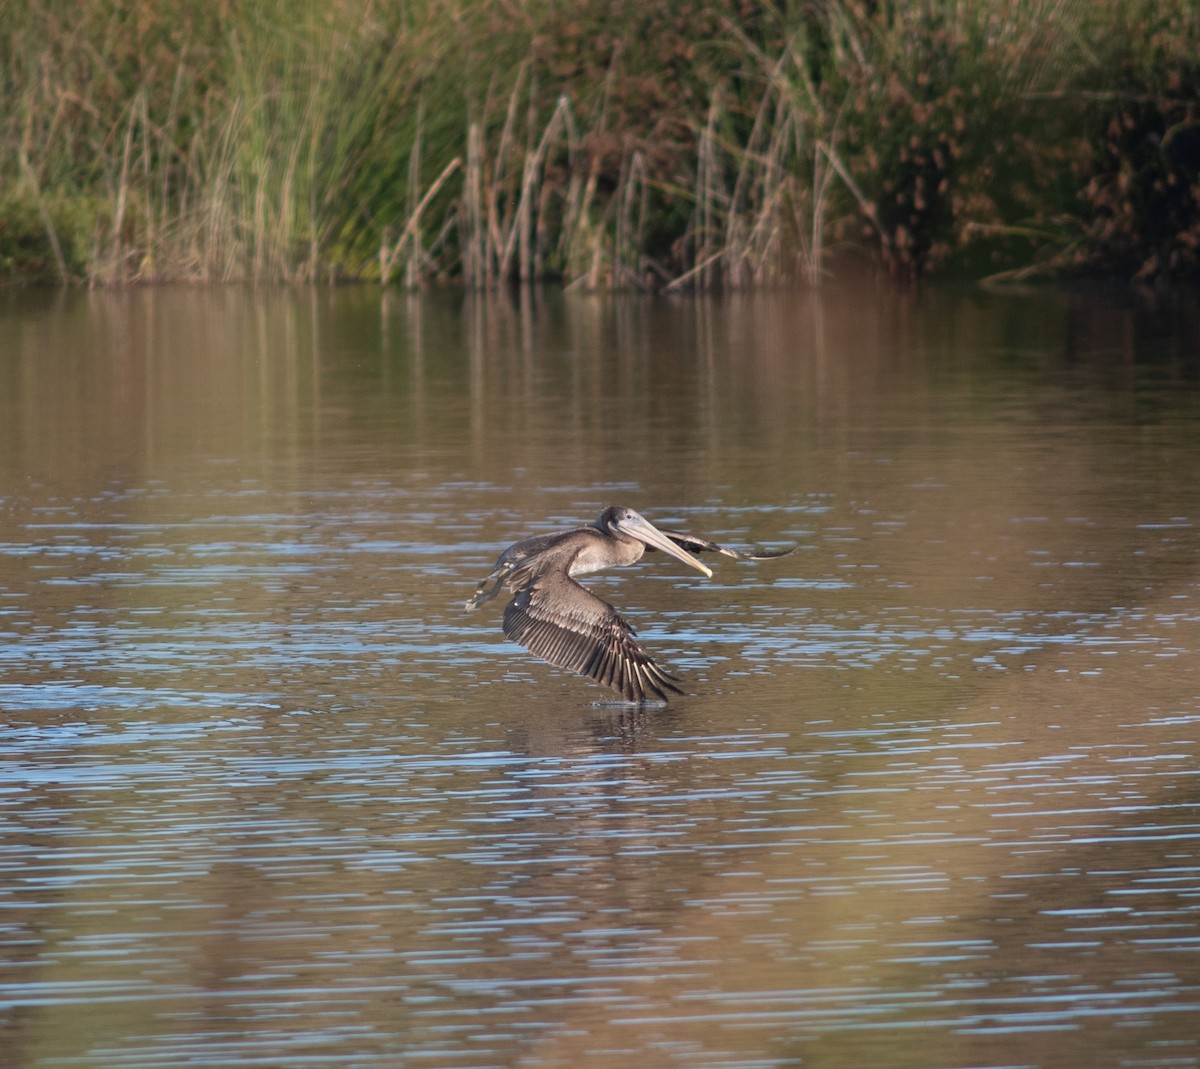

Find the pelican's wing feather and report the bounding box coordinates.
[502,571,682,703]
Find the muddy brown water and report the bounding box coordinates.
[1,285,1199,1068]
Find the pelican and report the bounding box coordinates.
[466,506,794,703]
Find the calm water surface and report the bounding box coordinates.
[1,285,1199,1068]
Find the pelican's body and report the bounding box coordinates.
[466,506,793,703]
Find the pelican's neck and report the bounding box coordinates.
[568,528,645,576]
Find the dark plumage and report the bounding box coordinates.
[466,506,794,703]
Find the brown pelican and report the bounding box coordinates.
[466,506,794,703]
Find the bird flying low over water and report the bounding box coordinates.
[466,506,796,703]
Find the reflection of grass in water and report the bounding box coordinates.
[3,0,1199,285]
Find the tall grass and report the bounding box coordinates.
[3,0,1199,287]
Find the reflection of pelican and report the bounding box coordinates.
[466,506,795,703]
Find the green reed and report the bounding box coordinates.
[3,0,1198,286]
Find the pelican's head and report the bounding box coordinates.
[598,506,712,577]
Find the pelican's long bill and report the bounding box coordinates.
[615,512,713,577]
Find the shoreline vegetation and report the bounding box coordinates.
[3,0,1199,289]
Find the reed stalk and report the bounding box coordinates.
[380,157,463,288]
[463,121,486,289]
[17,148,68,283]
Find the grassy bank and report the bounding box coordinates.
[3,0,1198,287]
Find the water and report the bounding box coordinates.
[1,284,1199,1068]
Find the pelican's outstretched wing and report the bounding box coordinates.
[651,529,798,562]
[501,571,682,703]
